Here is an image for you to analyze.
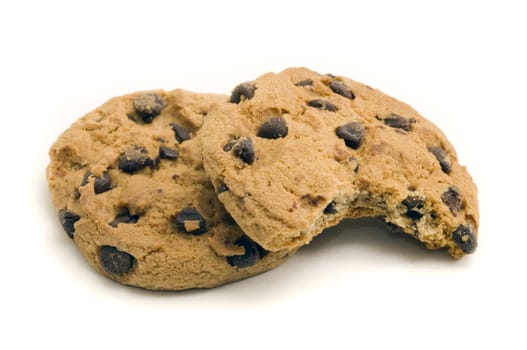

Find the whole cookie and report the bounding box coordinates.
[201,68,479,258]
[47,89,295,290]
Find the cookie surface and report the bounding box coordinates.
[47,89,295,290]
[201,68,479,258]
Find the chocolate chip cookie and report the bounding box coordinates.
[200,67,479,258]
[47,89,295,290]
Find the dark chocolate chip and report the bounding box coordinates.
[223,139,237,152]
[441,186,463,215]
[256,244,269,259]
[172,207,206,235]
[428,147,452,174]
[118,146,151,174]
[324,201,338,214]
[223,213,237,226]
[381,114,415,131]
[232,137,255,164]
[230,82,256,103]
[151,157,160,169]
[226,236,263,268]
[452,224,477,253]
[109,209,139,227]
[301,194,326,206]
[159,146,179,160]
[329,80,355,99]
[257,117,288,139]
[336,122,365,149]
[217,181,229,194]
[58,209,80,239]
[99,246,135,275]
[94,172,112,194]
[80,171,92,186]
[134,93,164,123]
[81,170,112,193]
[308,100,324,109]
[307,99,337,112]
[295,79,313,87]
[170,123,191,143]
[402,196,425,220]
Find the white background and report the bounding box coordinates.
[1,0,525,349]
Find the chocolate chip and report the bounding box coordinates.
[118,146,151,174]
[223,139,237,152]
[257,117,288,139]
[226,236,263,268]
[256,244,269,259]
[109,209,139,227]
[223,213,237,226]
[99,246,135,275]
[301,194,325,206]
[81,170,111,193]
[170,123,191,143]
[452,224,477,253]
[152,143,178,166]
[295,79,313,87]
[329,80,355,99]
[308,99,337,112]
[80,171,92,187]
[134,93,164,123]
[94,172,112,194]
[232,137,255,164]
[159,146,179,160]
[58,209,80,239]
[217,181,229,194]
[402,196,425,220]
[381,114,415,131]
[441,186,463,215]
[151,157,160,169]
[428,147,452,174]
[172,207,206,235]
[90,172,112,193]
[336,122,365,149]
[230,82,256,103]
[324,201,338,214]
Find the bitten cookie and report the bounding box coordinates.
[201,67,479,258]
[47,89,295,290]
